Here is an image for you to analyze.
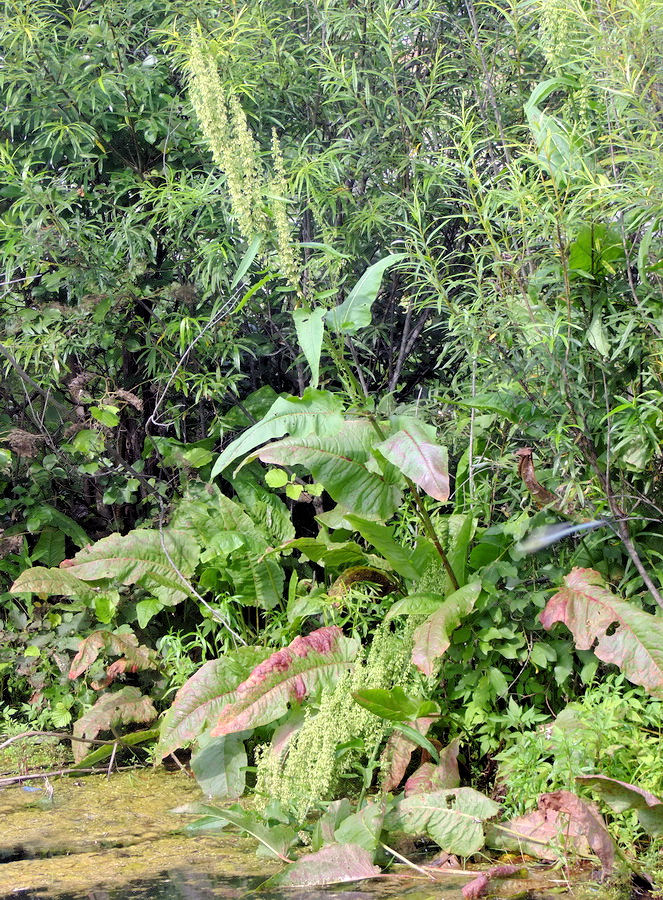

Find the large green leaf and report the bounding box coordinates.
[172,487,285,609]
[412,582,482,676]
[230,467,295,544]
[32,527,66,567]
[212,626,358,735]
[190,732,248,801]
[255,419,402,522]
[376,419,449,502]
[266,536,368,570]
[26,503,89,548]
[210,388,345,478]
[326,254,407,334]
[334,800,386,854]
[385,592,447,621]
[293,307,326,389]
[540,567,663,697]
[156,647,269,759]
[388,788,500,856]
[58,528,200,606]
[352,687,439,722]
[226,545,285,609]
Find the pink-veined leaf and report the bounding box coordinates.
[156,647,270,759]
[68,630,157,686]
[376,420,449,502]
[540,567,663,697]
[412,582,481,676]
[487,790,614,872]
[380,717,436,793]
[577,775,663,836]
[405,737,461,795]
[72,686,156,762]
[212,626,358,735]
[260,843,380,888]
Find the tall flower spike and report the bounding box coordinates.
[270,128,302,293]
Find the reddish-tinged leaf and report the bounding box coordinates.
[462,865,524,900]
[377,424,449,502]
[212,627,358,735]
[412,583,481,676]
[10,567,96,601]
[405,738,461,795]
[260,843,380,888]
[72,686,156,762]
[577,775,663,836]
[487,790,614,871]
[381,717,435,793]
[540,567,663,697]
[463,873,489,899]
[156,647,269,759]
[69,630,157,681]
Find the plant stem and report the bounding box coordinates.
[364,411,460,592]
[409,482,460,592]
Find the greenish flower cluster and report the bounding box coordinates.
[188,31,302,294]
[188,28,264,242]
[270,128,302,294]
[255,620,417,822]
[537,0,574,67]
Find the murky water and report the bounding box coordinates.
[0,770,566,900]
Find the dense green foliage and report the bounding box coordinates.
[1,0,663,888]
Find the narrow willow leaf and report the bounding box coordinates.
[230,234,262,289]
[326,253,407,334]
